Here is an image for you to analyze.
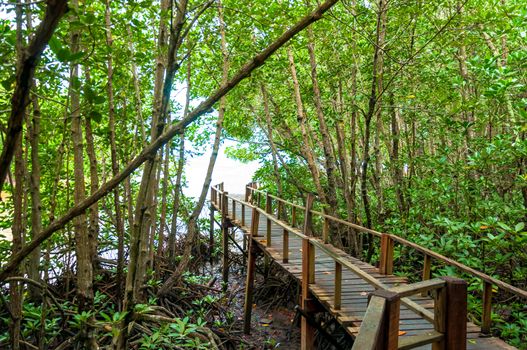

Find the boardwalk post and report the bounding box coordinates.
[277,200,283,220]
[374,290,400,350]
[322,217,329,244]
[481,281,492,335]
[245,183,250,202]
[209,202,214,265]
[211,186,216,205]
[266,193,272,247]
[434,277,467,350]
[301,237,315,350]
[222,191,229,292]
[300,193,316,350]
[232,199,236,221]
[334,261,342,310]
[250,206,260,237]
[304,194,314,236]
[379,233,394,275]
[422,254,431,296]
[243,205,260,334]
[283,228,289,263]
[241,203,246,227]
[243,240,258,334]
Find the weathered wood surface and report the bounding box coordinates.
[212,196,517,350]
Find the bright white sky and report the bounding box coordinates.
[184,139,260,199]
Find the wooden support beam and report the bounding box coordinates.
[232,199,236,220]
[422,254,431,296]
[283,228,289,263]
[303,194,314,237]
[222,192,229,292]
[209,205,214,265]
[376,290,400,350]
[481,281,493,335]
[250,206,260,237]
[277,200,283,220]
[241,203,245,227]
[243,242,258,334]
[245,183,250,202]
[292,206,297,227]
[334,261,342,310]
[266,193,272,247]
[242,233,247,272]
[434,277,467,350]
[379,233,394,275]
[322,217,329,243]
[301,236,315,350]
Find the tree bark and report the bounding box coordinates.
[84,76,100,269]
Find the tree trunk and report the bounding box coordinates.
[288,48,326,203]
[157,142,170,258]
[307,27,338,220]
[261,84,284,201]
[125,0,172,308]
[168,57,191,265]
[9,4,25,347]
[69,1,96,347]
[159,0,229,293]
[105,0,126,309]
[361,0,388,259]
[84,75,100,269]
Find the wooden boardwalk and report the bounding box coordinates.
[210,184,520,349]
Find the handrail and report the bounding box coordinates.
[210,183,527,339]
[243,185,527,301]
[353,277,464,350]
[211,188,434,322]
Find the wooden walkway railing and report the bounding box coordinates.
[209,182,526,349]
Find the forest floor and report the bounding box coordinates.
[219,257,301,349]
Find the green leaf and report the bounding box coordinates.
[514,222,525,232]
[91,111,103,124]
[68,51,86,62]
[48,36,62,55]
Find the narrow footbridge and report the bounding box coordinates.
[209,183,525,350]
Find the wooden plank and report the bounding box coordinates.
[398,331,443,350]
[390,278,445,298]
